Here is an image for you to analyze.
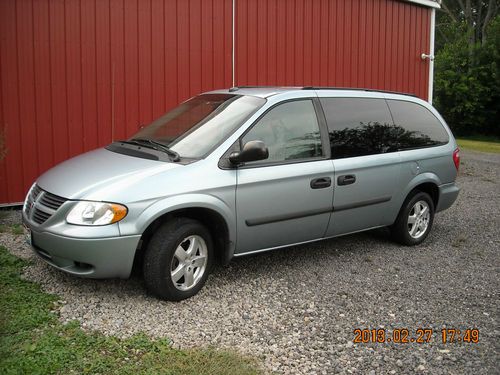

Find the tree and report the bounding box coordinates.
[434,15,500,136]
[438,0,498,48]
[434,1,499,136]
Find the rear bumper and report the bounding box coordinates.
[436,182,460,213]
[29,229,141,279]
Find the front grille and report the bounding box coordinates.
[32,207,52,224]
[25,184,68,225]
[25,185,42,216]
[38,191,66,210]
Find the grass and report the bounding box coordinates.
[10,224,24,235]
[0,224,24,235]
[0,246,261,375]
[457,135,500,154]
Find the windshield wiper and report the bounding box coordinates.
[118,139,181,162]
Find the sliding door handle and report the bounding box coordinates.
[337,174,356,186]
[310,177,332,189]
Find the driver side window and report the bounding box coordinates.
[241,100,323,163]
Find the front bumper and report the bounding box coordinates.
[436,182,460,213]
[29,228,141,279]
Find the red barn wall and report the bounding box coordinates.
[236,0,430,96]
[0,0,431,204]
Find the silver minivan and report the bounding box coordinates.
[23,87,460,300]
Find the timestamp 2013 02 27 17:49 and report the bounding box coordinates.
[353,328,480,344]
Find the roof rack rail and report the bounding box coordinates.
[302,86,417,97]
[228,85,303,92]
[228,86,417,97]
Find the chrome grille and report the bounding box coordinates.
[24,184,68,225]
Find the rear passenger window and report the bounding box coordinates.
[320,98,395,158]
[386,100,449,150]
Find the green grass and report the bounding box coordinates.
[10,224,24,235]
[457,136,500,154]
[0,224,25,235]
[0,246,261,375]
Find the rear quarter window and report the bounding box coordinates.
[386,100,449,150]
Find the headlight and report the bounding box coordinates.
[66,201,128,226]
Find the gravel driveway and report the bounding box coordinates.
[2,150,499,374]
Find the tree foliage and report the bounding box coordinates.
[438,0,498,47]
[434,1,499,136]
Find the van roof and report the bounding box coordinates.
[208,86,418,99]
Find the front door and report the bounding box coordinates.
[234,99,334,254]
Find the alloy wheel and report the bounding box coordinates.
[170,235,208,291]
[407,200,430,239]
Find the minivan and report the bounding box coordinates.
[23,87,460,300]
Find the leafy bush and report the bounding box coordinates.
[434,16,500,136]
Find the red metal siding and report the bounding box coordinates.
[0,0,431,205]
[235,0,431,96]
[0,0,233,204]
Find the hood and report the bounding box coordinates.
[37,148,181,201]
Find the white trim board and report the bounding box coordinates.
[404,0,441,9]
[428,8,436,103]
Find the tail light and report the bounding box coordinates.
[453,147,460,171]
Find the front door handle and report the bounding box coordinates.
[310,177,332,189]
[337,174,356,186]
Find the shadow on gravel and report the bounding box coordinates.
[222,227,393,271]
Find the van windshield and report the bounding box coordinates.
[131,94,266,158]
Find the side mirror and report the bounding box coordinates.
[229,140,269,164]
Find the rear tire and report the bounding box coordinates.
[143,218,213,301]
[391,191,434,246]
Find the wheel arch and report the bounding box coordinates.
[411,182,439,209]
[130,196,236,274]
[394,173,441,221]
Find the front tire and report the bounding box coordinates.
[143,218,213,301]
[391,191,435,246]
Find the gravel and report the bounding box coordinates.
[1,150,499,374]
